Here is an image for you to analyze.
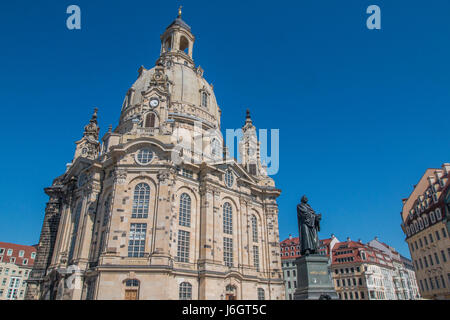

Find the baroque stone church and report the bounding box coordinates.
[26,10,284,300]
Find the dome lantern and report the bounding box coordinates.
[159,7,195,67]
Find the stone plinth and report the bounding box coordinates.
[293,254,339,300]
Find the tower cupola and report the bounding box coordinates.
[159,6,195,68]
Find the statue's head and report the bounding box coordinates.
[301,195,308,203]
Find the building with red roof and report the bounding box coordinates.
[280,234,339,299]
[400,163,450,300]
[0,242,37,300]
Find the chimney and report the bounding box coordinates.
[288,234,292,240]
[346,237,351,242]
[375,236,379,241]
[358,239,362,244]
[331,233,335,239]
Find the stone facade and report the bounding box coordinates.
[25,12,285,300]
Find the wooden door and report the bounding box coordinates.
[125,289,138,300]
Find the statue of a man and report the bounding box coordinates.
[297,195,322,255]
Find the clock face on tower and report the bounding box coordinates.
[150,98,159,108]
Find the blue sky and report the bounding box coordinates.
[1,0,450,258]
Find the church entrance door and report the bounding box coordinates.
[125,289,138,300]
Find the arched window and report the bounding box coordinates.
[145,113,156,128]
[223,202,233,235]
[201,92,208,108]
[179,282,192,300]
[211,138,221,158]
[251,215,258,243]
[102,194,112,227]
[179,193,191,227]
[257,288,265,300]
[164,36,172,52]
[179,36,189,54]
[225,170,234,188]
[132,183,150,218]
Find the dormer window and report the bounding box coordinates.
[435,208,442,220]
[430,211,436,223]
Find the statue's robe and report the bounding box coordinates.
[297,203,319,254]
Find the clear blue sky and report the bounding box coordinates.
[1,0,450,258]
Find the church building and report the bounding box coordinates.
[25,10,285,300]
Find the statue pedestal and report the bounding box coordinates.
[293,254,339,300]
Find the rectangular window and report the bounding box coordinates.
[435,276,440,289]
[429,234,433,243]
[128,223,147,258]
[435,231,440,241]
[441,250,447,263]
[0,248,4,255]
[434,252,440,264]
[253,246,259,271]
[429,255,434,266]
[18,250,24,258]
[7,249,12,256]
[441,275,446,288]
[177,230,190,263]
[31,252,36,259]
[442,228,447,238]
[224,237,233,267]
[429,278,434,290]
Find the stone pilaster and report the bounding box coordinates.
[25,185,63,300]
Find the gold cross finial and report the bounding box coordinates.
[178,5,182,18]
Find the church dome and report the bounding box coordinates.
[117,12,221,135]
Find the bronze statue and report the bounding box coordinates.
[297,195,321,255]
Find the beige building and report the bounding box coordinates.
[26,10,284,300]
[401,164,450,300]
[0,242,36,300]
